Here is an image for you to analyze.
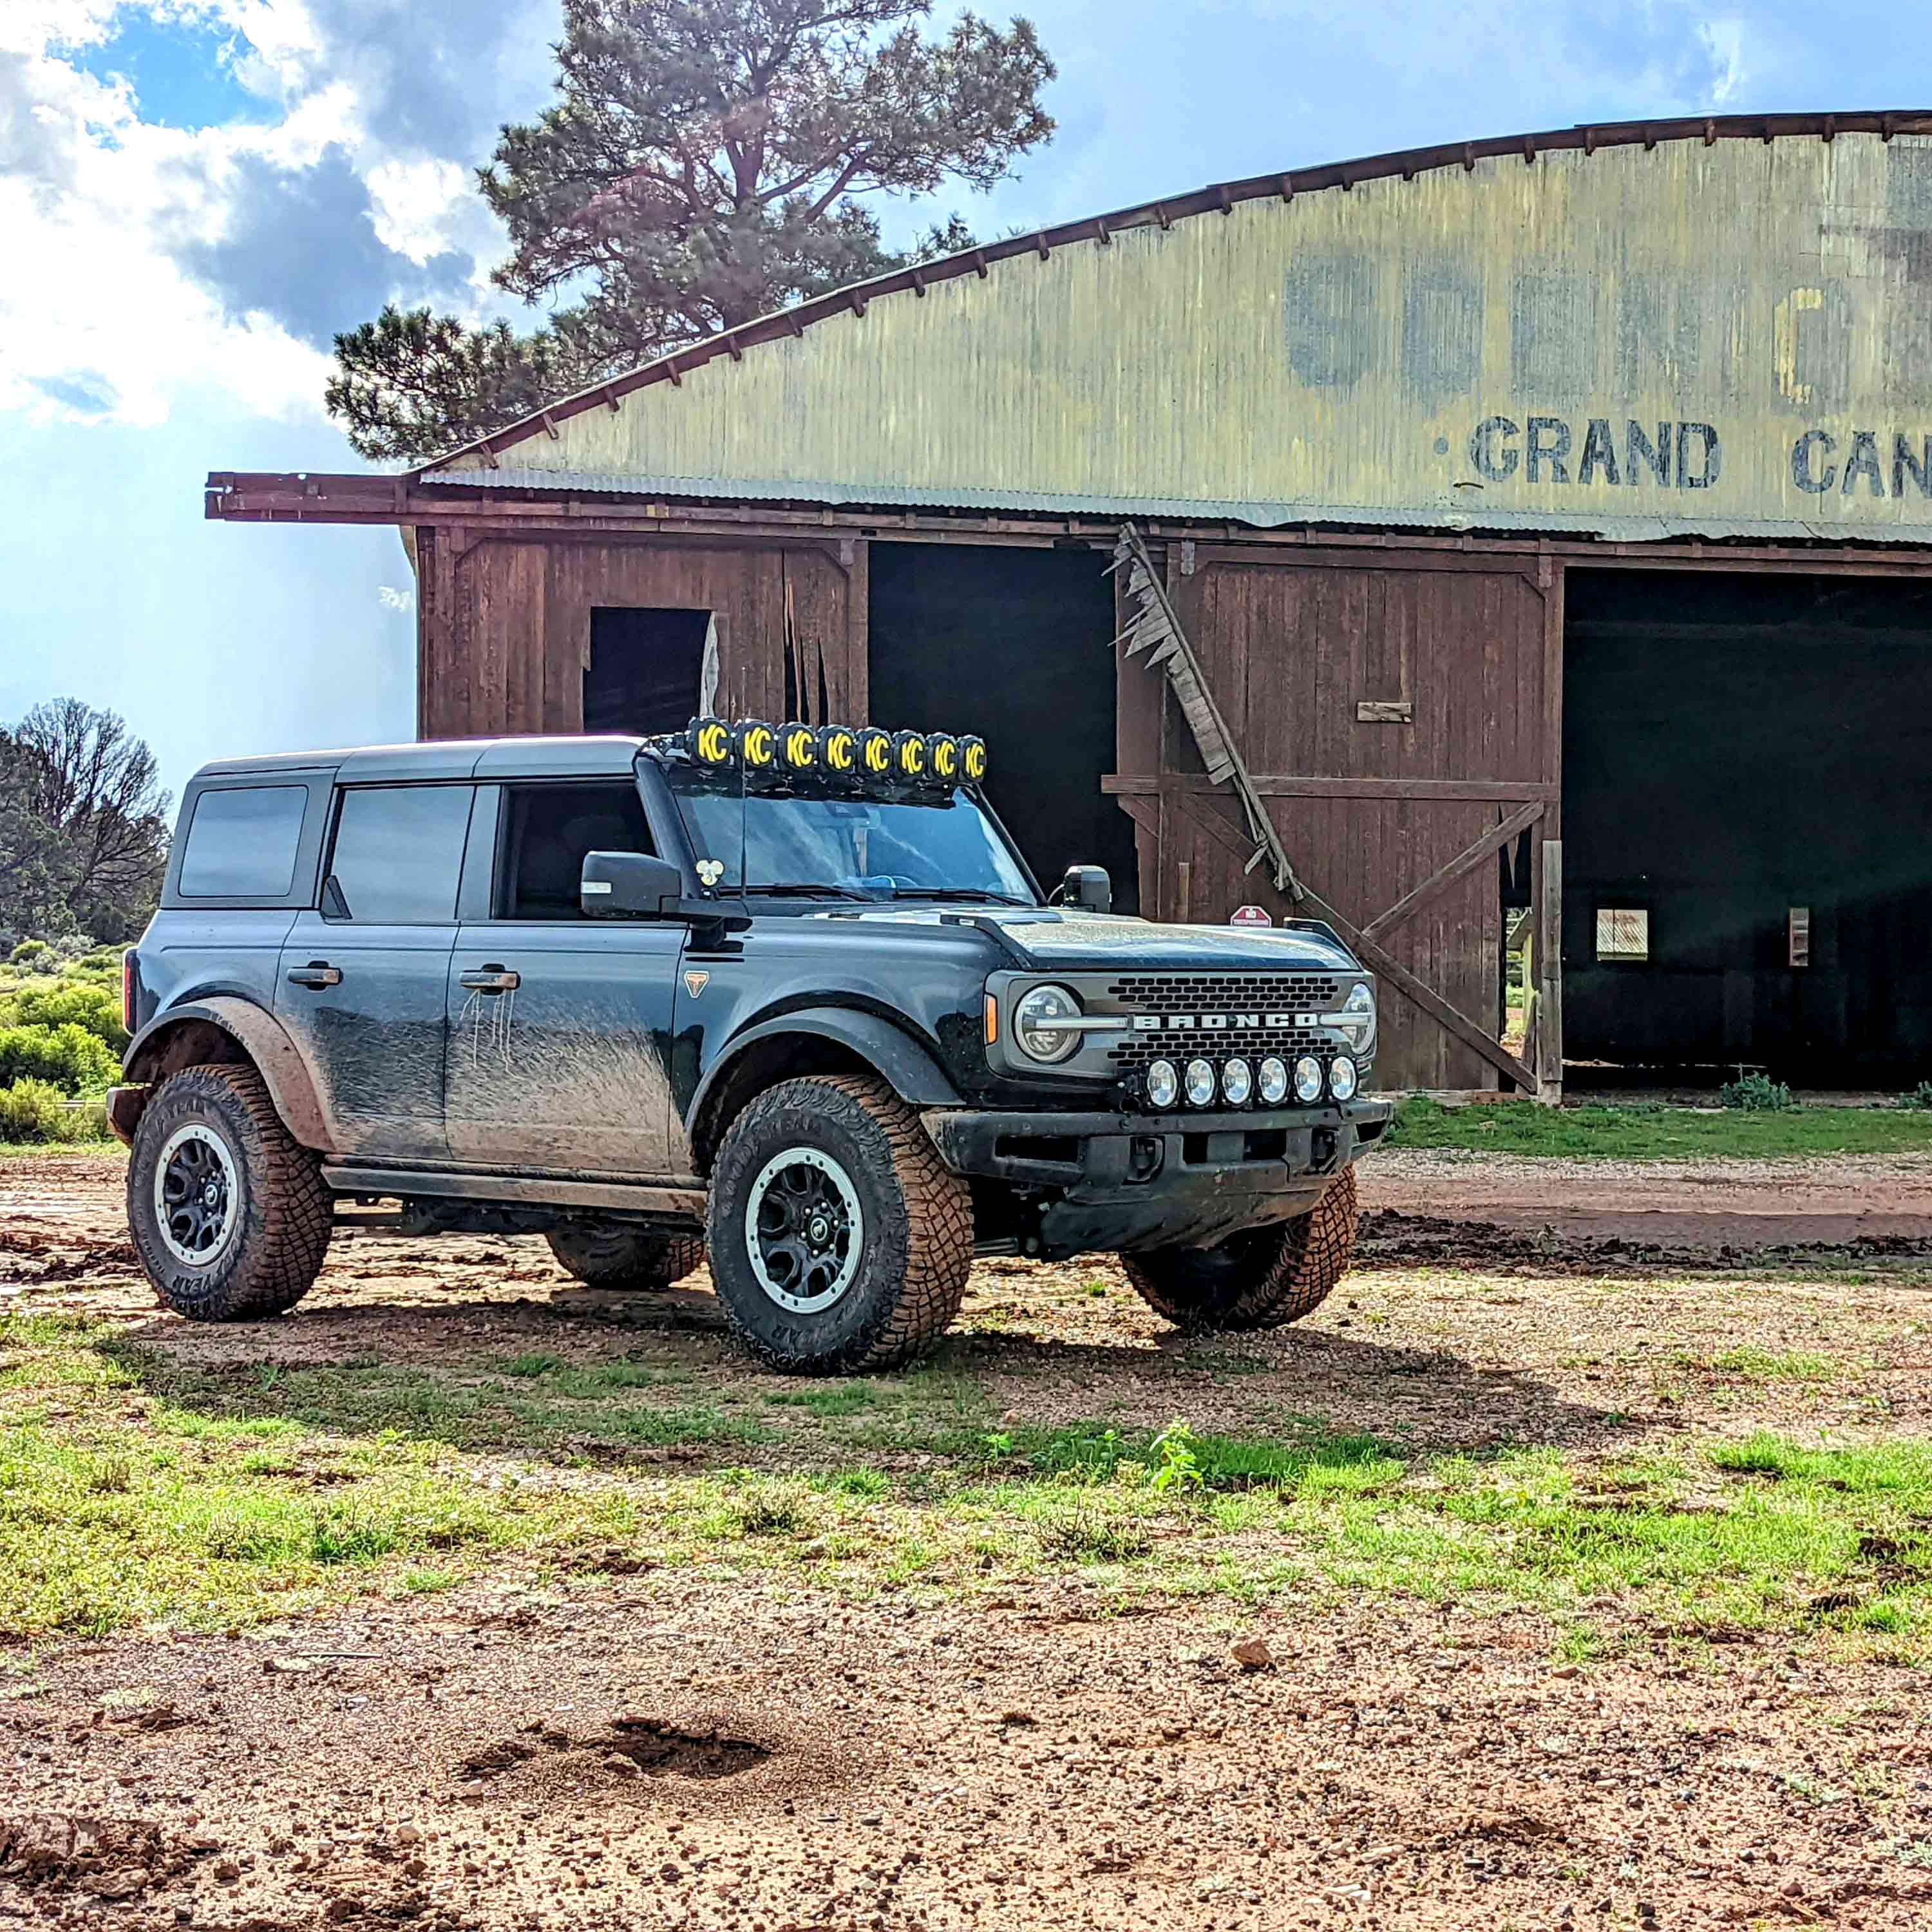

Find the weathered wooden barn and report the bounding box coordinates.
[210,111,1932,1095]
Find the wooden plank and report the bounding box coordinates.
[1102,773,1555,803]
[1536,837,1565,1101]
[1361,798,1546,944]
[1169,788,1535,1094]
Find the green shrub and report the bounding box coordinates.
[0,982,126,1052]
[8,940,50,967]
[1904,1082,1932,1112]
[0,1079,112,1144]
[1719,1072,1794,1112]
[0,1022,120,1097]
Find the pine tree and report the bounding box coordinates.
[328,0,1053,462]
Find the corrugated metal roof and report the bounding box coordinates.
[419,109,1932,478]
[419,466,1932,548]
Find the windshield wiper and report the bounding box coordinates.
[887,887,1035,906]
[738,882,876,900]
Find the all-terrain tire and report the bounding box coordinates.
[126,1062,333,1321]
[706,1074,973,1374]
[546,1226,706,1290]
[1122,1167,1359,1332]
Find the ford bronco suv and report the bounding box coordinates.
[111,721,1390,1372]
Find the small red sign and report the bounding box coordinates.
[1229,904,1273,928]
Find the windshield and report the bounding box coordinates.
[670,779,1037,903]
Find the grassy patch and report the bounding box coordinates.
[1389,1097,1932,1160]
[8,1314,1932,1653]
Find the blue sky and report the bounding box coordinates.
[1,0,1924,804]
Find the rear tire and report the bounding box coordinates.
[126,1063,332,1321]
[706,1074,973,1373]
[546,1226,705,1290]
[1123,1167,1359,1332]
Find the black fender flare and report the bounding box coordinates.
[687,1008,963,1157]
[118,998,333,1151]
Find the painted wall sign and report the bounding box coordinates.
[450,131,1932,542]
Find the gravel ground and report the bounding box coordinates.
[5,1153,1932,1929]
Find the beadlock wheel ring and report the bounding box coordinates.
[153,1122,240,1269]
[743,1146,864,1313]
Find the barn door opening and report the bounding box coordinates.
[867,543,1137,905]
[1564,567,1932,1089]
[583,607,714,735]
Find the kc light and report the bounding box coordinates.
[1293,1055,1324,1104]
[960,735,988,782]
[1184,1057,1217,1107]
[892,729,929,779]
[1258,1055,1289,1104]
[735,720,777,769]
[1329,1056,1359,1102]
[857,726,894,779]
[1013,983,1083,1063]
[818,724,858,777]
[928,733,961,782]
[688,717,732,766]
[1323,982,1377,1054]
[1222,1057,1253,1106]
[780,721,817,771]
[1145,1058,1179,1110]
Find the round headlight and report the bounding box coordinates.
[1184,1057,1217,1107]
[1293,1055,1324,1104]
[1012,983,1082,1063]
[1144,1058,1179,1110]
[1258,1055,1289,1104]
[1222,1057,1252,1106]
[1329,1056,1359,1102]
[1323,981,1377,1054]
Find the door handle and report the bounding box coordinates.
[286,962,342,990]
[459,968,520,994]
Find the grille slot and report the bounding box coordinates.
[1104,972,1345,1070]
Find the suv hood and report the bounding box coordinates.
[971,907,1358,972]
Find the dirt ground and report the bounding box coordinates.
[6,1151,1932,1929]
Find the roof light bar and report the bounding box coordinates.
[680,717,987,788]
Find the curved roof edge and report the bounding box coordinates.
[418,109,1932,480]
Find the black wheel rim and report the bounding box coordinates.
[154,1124,237,1267]
[744,1148,863,1312]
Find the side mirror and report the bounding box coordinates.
[1061,864,1112,914]
[582,850,685,918]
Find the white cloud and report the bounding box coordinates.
[1697,19,1747,104]
[377,583,413,611]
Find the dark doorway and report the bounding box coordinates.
[867,544,1137,906]
[584,607,711,734]
[1562,568,1932,1087]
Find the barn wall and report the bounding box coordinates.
[1115,544,1557,1091]
[416,529,866,738]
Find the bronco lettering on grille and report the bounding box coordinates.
[1130,1013,1320,1031]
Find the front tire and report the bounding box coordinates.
[706,1075,973,1373]
[126,1063,332,1321]
[546,1226,705,1290]
[1123,1167,1359,1332]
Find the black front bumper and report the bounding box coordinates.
[921,1097,1393,1259]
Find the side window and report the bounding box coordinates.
[327,785,473,924]
[179,785,308,898]
[498,782,654,919]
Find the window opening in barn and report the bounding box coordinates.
[866,544,1137,909]
[1595,908,1651,962]
[584,608,713,735]
[1564,567,1932,1088]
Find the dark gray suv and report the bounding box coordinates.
[111,724,1388,1372]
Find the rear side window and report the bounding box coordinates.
[327,785,472,924]
[179,786,308,898]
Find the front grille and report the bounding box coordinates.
[1104,972,1345,1070]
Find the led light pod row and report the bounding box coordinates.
[1142,1053,1359,1110]
[687,716,987,784]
